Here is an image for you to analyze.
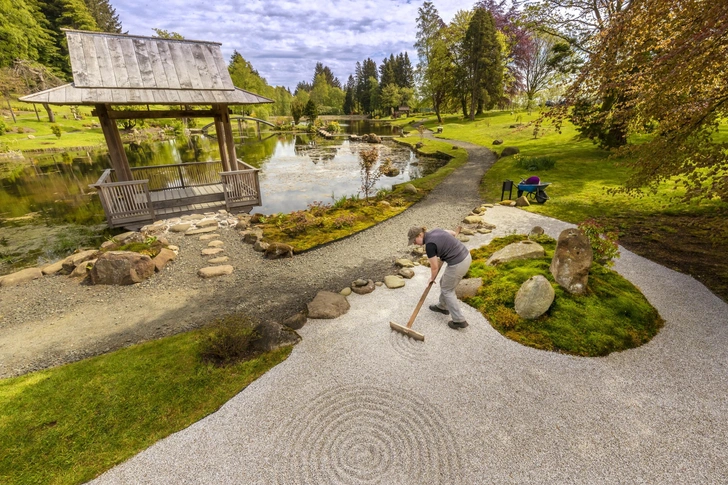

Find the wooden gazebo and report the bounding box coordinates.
[20,30,273,228]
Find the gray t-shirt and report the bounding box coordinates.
[424,229,469,265]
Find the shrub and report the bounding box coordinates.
[326,121,341,133]
[331,213,357,229]
[0,119,6,135]
[578,218,621,266]
[514,154,556,171]
[198,314,260,366]
[51,124,62,138]
[359,147,382,202]
[307,200,331,217]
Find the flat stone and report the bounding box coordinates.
[477,228,492,234]
[41,260,65,276]
[167,245,179,252]
[487,241,545,266]
[395,259,415,268]
[61,250,98,274]
[340,287,352,296]
[464,215,483,224]
[202,248,224,256]
[152,248,177,272]
[399,268,415,279]
[70,259,95,278]
[384,275,405,289]
[208,256,229,264]
[198,265,234,278]
[196,219,219,228]
[199,234,220,241]
[169,223,192,233]
[0,267,43,287]
[207,240,225,248]
[185,226,218,235]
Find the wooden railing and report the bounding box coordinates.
[221,160,261,209]
[90,169,155,227]
[129,161,224,191]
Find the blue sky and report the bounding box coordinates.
[115,0,469,90]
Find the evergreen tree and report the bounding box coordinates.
[379,54,396,88]
[294,80,312,94]
[463,8,502,120]
[83,0,120,32]
[356,58,377,114]
[343,75,355,114]
[0,0,56,68]
[415,1,448,122]
[312,62,341,89]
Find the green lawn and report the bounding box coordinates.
[0,329,292,485]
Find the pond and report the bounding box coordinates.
[0,121,445,272]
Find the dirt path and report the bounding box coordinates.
[0,141,496,378]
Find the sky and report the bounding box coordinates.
[115,0,471,90]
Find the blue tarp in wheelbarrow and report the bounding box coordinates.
[517,176,551,204]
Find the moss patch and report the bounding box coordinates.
[465,235,664,356]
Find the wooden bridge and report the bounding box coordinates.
[202,116,275,140]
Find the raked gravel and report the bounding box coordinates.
[88,204,728,484]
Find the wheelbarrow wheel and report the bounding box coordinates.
[536,190,549,204]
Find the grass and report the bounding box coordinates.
[0,328,292,485]
[259,135,468,251]
[465,235,664,356]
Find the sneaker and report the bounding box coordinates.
[429,304,450,315]
[448,321,469,329]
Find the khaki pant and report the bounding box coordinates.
[438,254,472,323]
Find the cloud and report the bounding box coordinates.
[116,0,468,89]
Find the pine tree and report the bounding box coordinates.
[463,8,502,120]
[0,0,56,68]
[83,0,120,32]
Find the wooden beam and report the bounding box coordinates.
[212,106,230,172]
[92,109,216,120]
[220,106,238,170]
[96,104,133,181]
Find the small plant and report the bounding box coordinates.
[326,121,341,133]
[198,314,260,366]
[307,200,331,217]
[0,119,6,136]
[359,147,383,202]
[51,124,62,138]
[331,213,357,229]
[578,219,620,266]
[515,155,556,171]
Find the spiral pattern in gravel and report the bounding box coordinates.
[388,327,429,361]
[273,384,461,484]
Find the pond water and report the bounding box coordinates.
[0,121,442,226]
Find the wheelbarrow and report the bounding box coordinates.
[517,176,551,204]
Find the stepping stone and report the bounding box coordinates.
[196,219,219,228]
[186,227,218,235]
[199,234,219,240]
[198,265,233,278]
[201,248,224,256]
[384,275,405,289]
[208,256,229,264]
[207,240,224,248]
[169,223,192,232]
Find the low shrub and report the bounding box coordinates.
[326,121,341,133]
[0,119,6,135]
[51,124,62,138]
[515,154,556,171]
[578,218,620,266]
[199,314,260,366]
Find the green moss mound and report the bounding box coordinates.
[465,235,663,356]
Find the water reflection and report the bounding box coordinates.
[0,125,442,225]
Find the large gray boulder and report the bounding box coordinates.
[514,275,555,319]
[307,291,350,319]
[250,321,301,353]
[90,251,155,285]
[550,228,593,294]
[487,241,545,266]
[456,278,483,299]
[501,146,520,157]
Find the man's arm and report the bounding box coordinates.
[428,256,439,284]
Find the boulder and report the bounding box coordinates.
[529,226,545,239]
[251,321,301,353]
[0,267,43,287]
[242,229,263,244]
[367,133,382,144]
[395,259,415,268]
[253,240,269,252]
[384,275,405,288]
[403,183,418,194]
[514,275,555,319]
[456,278,483,299]
[351,279,375,295]
[61,249,99,274]
[550,228,593,294]
[281,311,308,331]
[90,251,155,285]
[152,248,177,272]
[398,268,415,279]
[515,196,530,207]
[501,146,520,157]
[70,259,95,278]
[307,291,350,319]
[487,240,545,266]
[265,242,294,259]
[41,260,65,276]
[492,139,503,145]
[198,265,234,278]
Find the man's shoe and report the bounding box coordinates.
[448,321,469,329]
[429,304,449,315]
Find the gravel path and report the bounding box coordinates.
[88,204,728,484]
[0,138,493,377]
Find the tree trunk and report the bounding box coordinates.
[43,103,55,122]
[461,96,469,119]
[6,99,16,123]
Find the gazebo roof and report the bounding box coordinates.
[20,30,273,106]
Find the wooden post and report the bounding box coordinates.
[33,103,40,121]
[221,106,238,170]
[212,105,230,172]
[96,104,133,181]
[6,98,16,123]
[256,121,261,140]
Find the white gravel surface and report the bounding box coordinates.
[88,205,728,484]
